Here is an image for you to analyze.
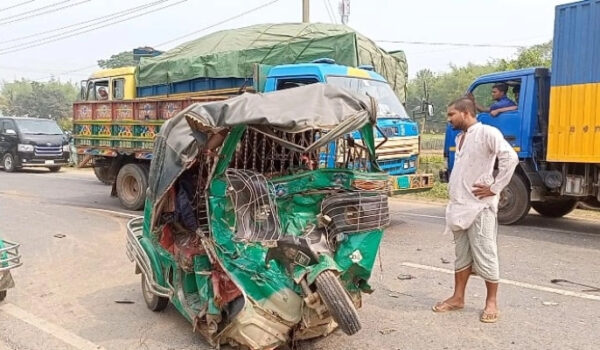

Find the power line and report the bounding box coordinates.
[322,0,335,23]
[326,0,337,24]
[0,0,170,45]
[0,0,36,13]
[0,0,67,21]
[375,39,526,49]
[154,0,282,47]
[0,0,188,55]
[0,0,91,26]
[31,0,281,80]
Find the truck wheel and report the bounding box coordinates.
[532,198,578,218]
[315,270,361,335]
[116,163,148,210]
[48,166,61,172]
[93,166,114,185]
[141,274,168,312]
[498,174,530,225]
[2,153,18,172]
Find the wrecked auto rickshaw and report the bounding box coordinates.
[0,238,22,301]
[126,84,390,349]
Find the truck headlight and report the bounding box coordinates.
[62,144,70,152]
[409,159,416,168]
[17,144,34,152]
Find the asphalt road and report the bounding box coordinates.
[0,168,598,350]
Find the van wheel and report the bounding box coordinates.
[2,153,18,172]
[532,198,578,218]
[48,166,61,172]
[498,174,530,225]
[116,163,148,210]
[141,274,168,312]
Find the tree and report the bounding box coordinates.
[406,41,553,133]
[0,79,78,130]
[97,51,136,69]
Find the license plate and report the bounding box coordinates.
[44,160,54,165]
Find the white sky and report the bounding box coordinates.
[0,0,567,83]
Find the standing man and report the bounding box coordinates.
[432,97,518,323]
[468,82,517,117]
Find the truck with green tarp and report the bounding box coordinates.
[74,23,432,210]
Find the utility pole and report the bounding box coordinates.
[339,0,350,24]
[302,0,309,23]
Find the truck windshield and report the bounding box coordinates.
[15,119,63,135]
[326,76,410,119]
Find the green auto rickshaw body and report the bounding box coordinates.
[126,83,390,349]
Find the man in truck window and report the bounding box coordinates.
[432,97,518,323]
[468,83,517,117]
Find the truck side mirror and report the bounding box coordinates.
[427,103,434,118]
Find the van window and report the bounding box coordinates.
[2,120,15,132]
[113,78,125,100]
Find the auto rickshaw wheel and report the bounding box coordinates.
[0,290,6,302]
[141,274,168,312]
[315,270,361,335]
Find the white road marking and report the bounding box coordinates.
[401,262,600,301]
[0,303,105,350]
[394,211,599,237]
[85,208,140,219]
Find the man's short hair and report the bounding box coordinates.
[448,97,476,117]
[492,83,508,93]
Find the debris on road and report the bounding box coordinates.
[542,301,559,306]
[115,300,135,304]
[397,274,415,280]
[53,234,66,238]
[440,257,450,264]
[379,328,397,335]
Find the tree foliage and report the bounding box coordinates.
[407,41,553,132]
[0,79,78,130]
[97,51,136,69]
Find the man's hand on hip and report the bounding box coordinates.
[472,184,496,199]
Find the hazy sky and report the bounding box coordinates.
[0,0,567,83]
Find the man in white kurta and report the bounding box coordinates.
[433,97,518,323]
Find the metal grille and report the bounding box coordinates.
[193,152,215,235]
[321,191,390,237]
[231,127,371,177]
[224,169,281,242]
[34,145,62,157]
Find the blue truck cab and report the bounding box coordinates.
[264,61,429,191]
[443,68,553,225]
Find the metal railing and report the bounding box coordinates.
[125,217,171,298]
[0,240,22,272]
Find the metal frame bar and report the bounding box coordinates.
[125,217,172,298]
[0,240,22,272]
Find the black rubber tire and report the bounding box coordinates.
[141,274,168,312]
[532,198,578,218]
[0,290,6,302]
[116,163,148,210]
[498,174,531,225]
[48,166,61,172]
[2,153,17,172]
[315,270,361,335]
[93,166,114,185]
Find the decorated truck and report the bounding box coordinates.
[74,23,433,210]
